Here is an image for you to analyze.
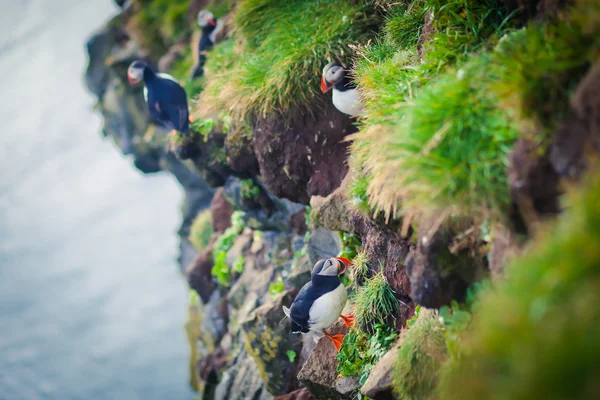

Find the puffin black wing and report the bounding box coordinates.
[146,78,190,134]
[289,282,313,333]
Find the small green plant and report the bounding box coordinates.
[348,173,373,216]
[189,210,214,251]
[439,280,491,358]
[353,271,399,332]
[233,255,245,274]
[286,350,297,363]
[191,118,216,139]
[212,251,230,287]
[338,231,362,261]
[406,305,422,328]
[211,211,245,286]
[337,323,398,385]
[269,276,285,299]
[240,179,261,199]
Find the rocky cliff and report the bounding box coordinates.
[85,1,600,399]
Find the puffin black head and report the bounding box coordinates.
[127,60,148,84]
[321,62,345,93]
[197,10,217,28]
[313,257,352,277]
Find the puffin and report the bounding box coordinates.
[190,10,225,78]
[321,62,363,117]
[127,60,190,135]
[283,257,355,351]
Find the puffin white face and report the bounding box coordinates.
[317,257,351,276]
[197,10,216,28]
[127,60,146,84]
[321,62,344,93]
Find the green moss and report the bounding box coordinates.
[492,4,600,133]
[393,309,447,400]
[129,0,191,54]
[383,1,426,49]
[205,0,379,119]
[189,210,214,251]
[353,272,398,332]
[241,179,261,199]
[268,276,285,299]
[437,170,600,400]
[350,0,519,219]
[212,211,245,286]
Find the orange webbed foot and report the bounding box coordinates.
[324,332,345,352]
[189,115,195,123]
[340,314,355,328]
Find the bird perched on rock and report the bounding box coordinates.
[321,62,363,117]
[190,10,226,79]
[283,257,355,351]
[127,60,190,135]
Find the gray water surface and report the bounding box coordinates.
[0,1,193,399]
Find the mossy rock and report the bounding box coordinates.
[240,290,303,396]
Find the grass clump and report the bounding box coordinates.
[492,2,600,133]
[367,54,519,218]
[353,271,398,332]
[437,169,600,400]
[350,250,370,284]
[189,210,214,251]
[204,0,379,120]
[337,323,399,386]
[337,271,400,385]
[211,211,245,286]
[393,309,447,400]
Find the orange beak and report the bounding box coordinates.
[335,257,352,274]
[321,76,332,93]
[208,18,216,26]
[128,75,139,85]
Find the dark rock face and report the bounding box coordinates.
[501,0,573,19]
[350,213,412,301]
[507,138,562,233]
[211,188,234,233]
[550,61,600,179]
[253,103,358,204]
[406,217,488,308]
[187,244,216,303]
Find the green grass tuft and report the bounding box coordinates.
[366,54,520,218]
[353,271,398,332]
[189,210,214,251]
[204,0,380,120]
[437,169,600,400]
[350,250,370,283]
[393,309,447,400]
[383,1,426,49]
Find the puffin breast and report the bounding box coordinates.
[307,283,347,332]
[332,87,363,116]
